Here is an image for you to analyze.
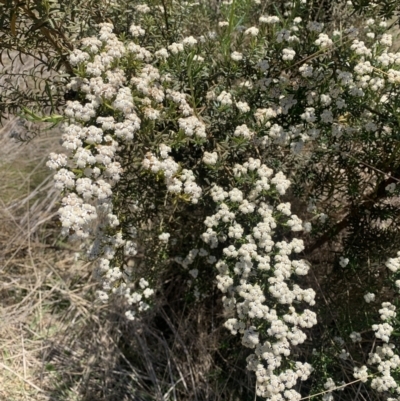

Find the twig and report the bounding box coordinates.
[304,167,400,255]
[341,152,400,184]
[299,378,365,400]
[20,323,27,380]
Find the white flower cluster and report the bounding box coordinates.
[158,232,170,243]
[282,48,295,61]
[168,42,184,54]
[322,377,337,400]
[350,331,362,343]
[307,21,324,33]
[202,151,218,166]
[178,116,207,138]
[339,256,349,267]
[372,322,394,343]
[187,160,316,399]
[315,33,333,48]
[386,251,400,272]
[364,292,376,303]
[48,24,137,241]
[245,26,259,36]
[353,365,369,383]
[365,339,400,394]
[231,51,243,61]
[48,22,182,314]
[259,16,280,24]
[166,89,193,116]
[142,146,202,204]
[379,302,397,321]
[236,101,250,113]
[174,247,213,271]
[124,277,155,320]
[234,124,253,139]
[217,90,233,105]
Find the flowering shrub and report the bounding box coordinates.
[11,0,400,399]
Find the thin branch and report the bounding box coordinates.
[299,378,366,400]
[304,172,399,255]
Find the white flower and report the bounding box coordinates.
[276,202,290,216]
[353,366,369,383]
[135,4,150,13]
[324,378,336,391]
[307,21,324,33]
[339,349,349,360]
[364,292,375,303]
[259,16,280,24]
[143,288,154,298]
[139,278,149,289]
[244,27,259,36]
[271,172,291,195]
[144,107,160,120]
[299,63,313,77]
[155,48,169,59]
[217,91,233,106]
[350,40,372,57]
[179,116,206,138]
[303,222,312,232]
[319,213,328,223]
[159,232,170,243]
[125,310,136,320]
[69,49,90,66]
[236,101,250,113]
[189,269,199,278]
[372,322,393,342]
[168,42,184,54]
[282,48,295,61]
[97,290,109,302]
[231,51,243,61]
[386,183,396,193]
[229,188,243,202]
[234,124,253,139]
[379,302,396,321]
[300,107,316,123]
[182,36,197,46]
[47,153,68,170]
[193,55,204,62]
[350,331,362,342]
[129,24,145,37]
[386,255,400,272]
[203,151,218,165]
[315,33,333,48]
[322,393,334,401]
[380,34,392,47]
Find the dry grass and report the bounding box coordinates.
[0,120,143,401]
